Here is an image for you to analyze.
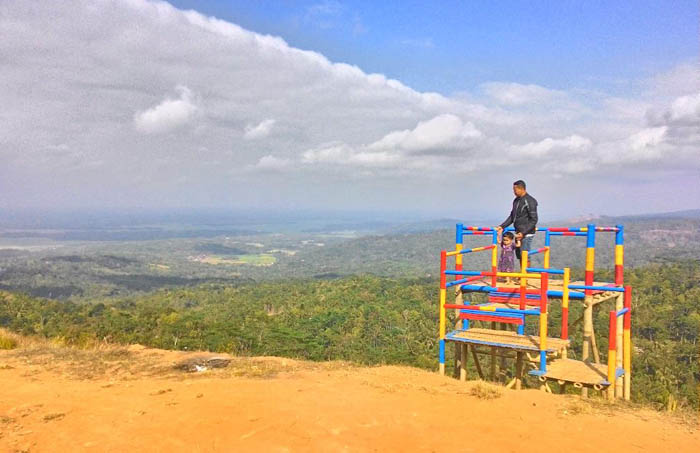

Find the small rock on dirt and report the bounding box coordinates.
[174,355,231,372]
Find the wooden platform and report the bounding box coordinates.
[537,358,610,386]
[445,328,569,353]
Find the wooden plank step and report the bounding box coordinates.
[538,358,610,386]
[445,328,569,353]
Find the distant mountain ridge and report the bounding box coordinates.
[557,209,700,225]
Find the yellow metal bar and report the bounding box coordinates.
[491,244,497,267]
[543,246,550,268]
[585,248,595,271]
[615,244,624,265]
[521,250,529,272]
[607,349,617,401]
[446,250,460,257]
[497,272,540,279]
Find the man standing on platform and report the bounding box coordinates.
[495,180,538,265]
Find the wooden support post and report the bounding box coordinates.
[472,346,485,380]
[558,380,567,394]
[582,294,593,397]
[623,287,632,401]
[490,322,497,381]
[499,323,507,374]
[460,344,468,382]
[590,325,601,364]
[515,352,524,390]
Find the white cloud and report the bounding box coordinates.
[134,86,197,134]
[367,114,482,154]
[301,114,482,171]
[518,135,592,158]
[480,82,566,106]
[648,62,700,97]
[254,154,291,170]
[629,126,667,151]
[667,92,700,124]
[1,0,699,214]
[244,119,276,140]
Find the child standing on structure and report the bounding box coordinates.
[498,231,520,284]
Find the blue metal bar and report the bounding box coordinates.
[439,339,445,364]
[444,270,482,276]
[616,307,630,317]
[527,267,565,275]
[587,223,596,248]
[615,224,624,245]
[445,278,470,288]
[459,284,497,292]
[548,290,585,299]
[540,350,547,373]
[456,223,463,245]
[568,284,625,292]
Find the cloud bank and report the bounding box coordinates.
[1,0,698,215]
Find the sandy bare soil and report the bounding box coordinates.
[0,339,697,453]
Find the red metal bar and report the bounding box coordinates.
[584,270,594,294]
[493,287,541,294]
[615,265,623,286]
[624,287,632,330]
[561,308,569,339]
[540,272,548,314]
[488,297,540,306]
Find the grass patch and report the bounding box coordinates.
[43,412,65,422]
[232,254,276,266]
[0,335,18,350]
[199,254,276,266]
[469,381,503,400]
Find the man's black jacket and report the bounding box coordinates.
[500,193,538,235]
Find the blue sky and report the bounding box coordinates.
[169,0,698,95]
[2,0,699,218]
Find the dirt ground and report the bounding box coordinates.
[0,340,697,452]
